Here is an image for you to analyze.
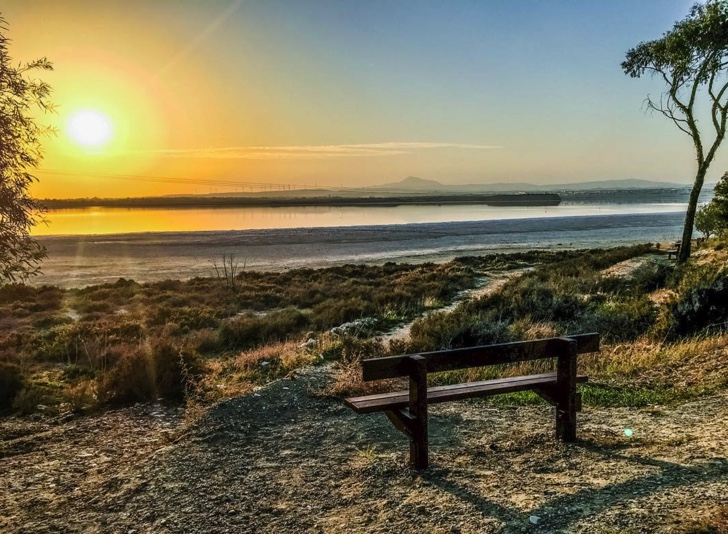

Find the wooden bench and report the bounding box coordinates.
[344,333,600,469]
[667,241,681,260]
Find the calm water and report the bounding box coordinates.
[36,202,688,236]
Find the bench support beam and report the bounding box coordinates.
[535,385,582,412]
[384,409,415,437]
[408,355,428,470]
[556,338,578,441]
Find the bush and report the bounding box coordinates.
[62,380,96,412]
[630,261,673,294]
[668,266,728,337]
[30,319,145,364]
[501,277,588,323]
[219,307,310,350]
[0,361,24,408]
[151,342,204,402]
[596,296,657,342]
[312,297,375,329]
[168,306,221,332]
[408,311,513,352]
[97,347,155,405]
[12,384,51,415]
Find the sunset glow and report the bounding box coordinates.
[67,110,113,148]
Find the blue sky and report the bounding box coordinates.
[2,0,722,196]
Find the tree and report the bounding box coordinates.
[695,202,724,238]
[0,16,53,282]
[712,170,728,221]
[622,1,728,262]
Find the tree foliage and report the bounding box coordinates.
[622,1,728,262]
[712,170,728,218]
[0,16,53,282]
[695,201,725,238]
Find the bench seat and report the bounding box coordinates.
[345,372,588,414]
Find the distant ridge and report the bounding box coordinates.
[374,176,690,193]
[376,176,444,190]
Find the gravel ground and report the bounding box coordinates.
[2,366,727,533]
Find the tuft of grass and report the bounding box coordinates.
[580,384,681,407]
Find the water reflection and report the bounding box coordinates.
[35,202,687,236]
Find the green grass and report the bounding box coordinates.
[461,384,702,409]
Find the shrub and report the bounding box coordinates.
[596,296,657,342]
[668,266,728,337]
[151,342,204,402]
[30,319,145,364]
[62,380,96,412]
[312,297,376,329]
[630,261,673,294]
[0,283,34,304]
[0,361,24,408]
[234,340,315,382]
[501,277,587,323]
[186,328,223,354]
[408,311,513,353]
[12,384,50,415]
[97,348,155,405]
[168,306,221,332]
[219,307,310,350]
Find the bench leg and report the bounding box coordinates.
[556,338,578,442]
[408,355,428,470]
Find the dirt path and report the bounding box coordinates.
[2,366,726,533]
[600,253,666,278]
[383,269,529,344]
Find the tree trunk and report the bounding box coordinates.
[678,166,708,263]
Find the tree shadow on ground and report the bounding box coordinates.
[425,438,728,532]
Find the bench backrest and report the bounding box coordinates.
[362,333,599,381]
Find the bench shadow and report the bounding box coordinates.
[424,438,728,531]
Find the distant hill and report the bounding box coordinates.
[375,176,447,191]
[373,176,690,193]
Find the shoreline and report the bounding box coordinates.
[40,192,562,210]
[32,212,684,288]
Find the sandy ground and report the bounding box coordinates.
[2,365,726,534]
[32,212,683,287]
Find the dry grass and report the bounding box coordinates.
[680,505,728,533]
[583,334,728,389]
[325,360,405,397]
[234,340,311,372]
[328,333,728,405]
[198,340,318,405]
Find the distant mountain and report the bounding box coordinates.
[375,176,446,191]
[372,176,689,193]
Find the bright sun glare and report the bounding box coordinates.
[67,110,113,148]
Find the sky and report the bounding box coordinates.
[2,0,722,198]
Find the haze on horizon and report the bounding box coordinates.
[3,0,723,198]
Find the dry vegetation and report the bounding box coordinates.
[0,252,556,417]
[2,240,727,423]
[329,240,728,412]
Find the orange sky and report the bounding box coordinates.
[2,1,716,198]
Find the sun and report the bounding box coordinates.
[67,110,113,148]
